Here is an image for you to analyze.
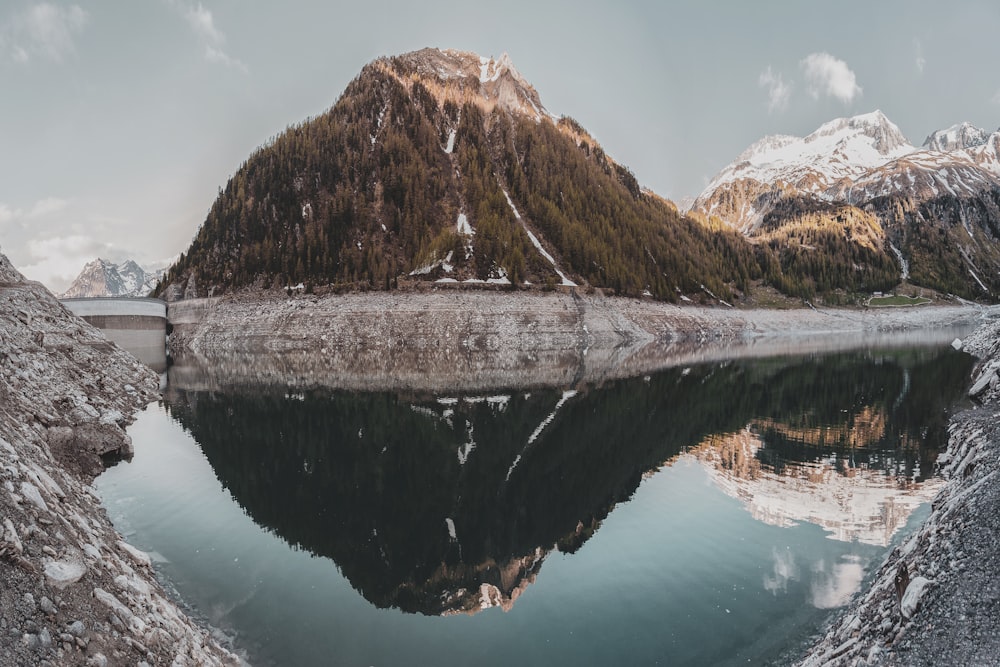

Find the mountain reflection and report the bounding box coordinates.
[161,347,972,615]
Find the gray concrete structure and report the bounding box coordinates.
[60,297,168,372]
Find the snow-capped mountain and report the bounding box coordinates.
[692,110,1000,298]
[922,122,991,152]
[60,259,164,298]
[694,110,1000,233]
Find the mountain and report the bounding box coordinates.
[61,258,164,298]
[693,111,1000,299]
[922,122,991,152]
[156,48,773,304]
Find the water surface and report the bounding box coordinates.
[98,344,973,665]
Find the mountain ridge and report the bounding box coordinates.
[61,258,164,298]
[692,110,1000,299]
[156,51,1000,304]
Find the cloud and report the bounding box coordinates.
[914,39,925,75]
[993,90,1000,106]
[4,3,88,64]
[800,52,862,104]
[28,196,69,218]
[19,234,116,292]
[759,66,792,114]
[0,202,15,224]
[205,45,247,73]
[176,2,247,72]
[184,3,224,44]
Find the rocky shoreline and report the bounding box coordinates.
[3,260,998,667]
[167,290,988,393]
[0,252,238,666]
[797,316,1000,666]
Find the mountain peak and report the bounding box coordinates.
[807,110,910,155]
[61,258,163,298]
[922,122,990,152]
[384,47,552,121]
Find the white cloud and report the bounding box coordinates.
[28,196,69,218]
[184,3,224,45]
[992,90,1000,106]
[205,45,247,73]
[19,234,116,292]
[0,202,15,224]
[800,52,862,104]
[4,3,88,64]
[177,2,247,72]
[759,66,792,114]
[914,38,925,75]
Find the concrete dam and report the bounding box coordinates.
[61,297,168,372]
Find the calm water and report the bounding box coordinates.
[97,345,974,666]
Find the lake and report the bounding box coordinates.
[96,340,974,666]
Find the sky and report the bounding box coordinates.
[2,0,1000,292]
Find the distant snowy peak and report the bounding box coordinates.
[704,110,916,200]
[922,122,991,152]
[385,48,555,122]
[60,258,163,298]
[695,110,1000,231]
[806,110,911,155]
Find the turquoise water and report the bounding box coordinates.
[97,346,972,665]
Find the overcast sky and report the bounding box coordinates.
[3,0,1000,291]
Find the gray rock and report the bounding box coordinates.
[38,627,52,648]
[67,620,86,637]
[85,654,108,667]
[39,596,56,615]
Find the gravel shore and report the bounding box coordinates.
[797,316,1000,666]
[1,253,239,666]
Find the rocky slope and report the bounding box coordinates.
[61,259,164,299]
[0,251,237,665]
[692,112,1000,300]
[797,315,1000,666]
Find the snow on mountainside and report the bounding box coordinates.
[705,110,913,194]
[694,110,1000,233]
[60,258,163,298]
[923,122,990,152]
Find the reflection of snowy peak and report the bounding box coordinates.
[61,259,163,298]
[694,429,941,547]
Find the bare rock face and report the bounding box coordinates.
[0,249,239,666]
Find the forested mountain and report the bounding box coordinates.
[693,111,1000,300]
[156,48,766,303]
[156,49,998,304]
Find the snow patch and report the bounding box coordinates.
[444,129,456,154]
[501,188,576,286]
